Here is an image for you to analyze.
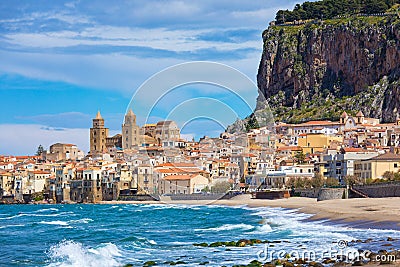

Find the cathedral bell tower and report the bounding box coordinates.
[122,109,140,149]
[90,111,109,155]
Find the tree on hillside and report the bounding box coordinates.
[363,0,389,13]
[245,114,260,132]
[275,0,399,24]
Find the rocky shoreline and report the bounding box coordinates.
[120,237,400,267]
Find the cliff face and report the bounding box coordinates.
[257,16,400,123]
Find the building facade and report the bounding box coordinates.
[90,111,109,155]
[46,143,79,161]
[155,121,180,144]
[122,109,141,149]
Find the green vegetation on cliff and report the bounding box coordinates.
[276,0,400,24]
[257,12,400,124]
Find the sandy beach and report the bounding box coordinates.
[100,195,400,229]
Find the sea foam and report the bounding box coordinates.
[39,220,69,226]
[196,223,255,232]
[47,240,121,267]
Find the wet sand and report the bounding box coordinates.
[100,194,400,229]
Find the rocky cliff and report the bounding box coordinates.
[257,15,400,123]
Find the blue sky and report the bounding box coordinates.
[0,0,303,155]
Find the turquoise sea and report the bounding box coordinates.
[0,204,399,266]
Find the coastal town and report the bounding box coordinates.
[1,109,400,204]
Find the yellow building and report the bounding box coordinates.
[354,153,400,180]
[276,145,303,157]
[298,133,343,154]
[90,111,109,155]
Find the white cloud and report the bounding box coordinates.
[0,124,90,155]
[180,133,195,141]
[0,50,181,93]
[4,26,261,53]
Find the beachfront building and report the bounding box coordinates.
[0,171,14,196]
[134,164,155,194]
[159,174,209,194]
[27,170,51,194]
[322,148,379,184]
[354,153,400,180]
[82,168,103,203]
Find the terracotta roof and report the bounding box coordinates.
[32,170,51,175]
[163,174,198,181]
[156,162,197,168]
[277,146,302,151]
[156,169,176,173]
[301,120,334,125]
[343,147,364,152]
[356,111,364,117]
[371,153,400,161]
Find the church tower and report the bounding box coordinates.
[90,111,109,155]
[356,111,365,124]
[340,111,348,124]
[122,109,140,149]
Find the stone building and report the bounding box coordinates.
[141,124,156,138]
[155,121,180,144]
[106,134,122,150]
[90,111,109,156]
[122,109,141,149]
[46,143,80,161]
[82,168,103,203]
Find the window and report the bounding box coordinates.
[395,163,398,168]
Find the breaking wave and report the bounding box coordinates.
[47,240,122,267]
